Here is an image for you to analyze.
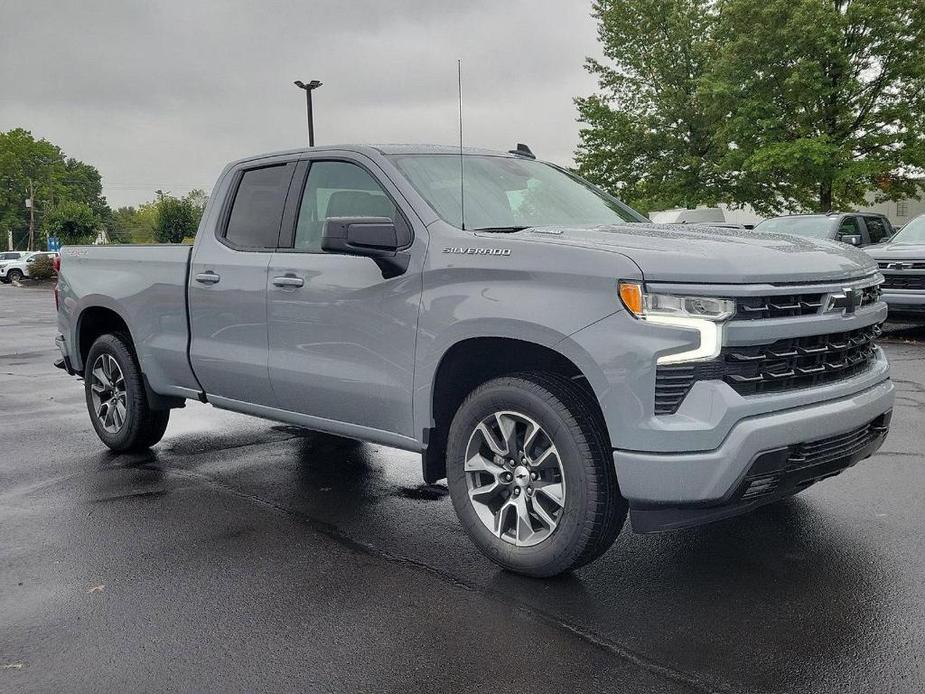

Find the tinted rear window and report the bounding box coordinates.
[224,164,294,248]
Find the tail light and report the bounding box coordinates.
[53,255,61,310]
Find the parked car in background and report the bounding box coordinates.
[649,207,726,225]
[0,251,60,283]
[0,251,30,280]
[864,214,925,321]
[753,213,895,247]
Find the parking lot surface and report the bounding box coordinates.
[1,283,923,693]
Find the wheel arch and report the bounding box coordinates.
[75,303,135,374]
[420,334,609,484]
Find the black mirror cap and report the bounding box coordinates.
[322,217,404,255]
[321,217,411,278]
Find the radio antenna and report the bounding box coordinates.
[457,59,466,231]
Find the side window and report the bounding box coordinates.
[293,161,398,252]
[837,216,861,239]
[224,164,293,249]
[865,217,888,243]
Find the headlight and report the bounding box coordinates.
[618,281,735,364]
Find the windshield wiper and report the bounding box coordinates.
[470,225,531,233]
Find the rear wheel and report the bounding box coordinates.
[84,333,169,451]
[446,372,626,577]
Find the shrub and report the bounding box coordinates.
[29,254,55,281]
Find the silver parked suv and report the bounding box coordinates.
[53,145,894,575]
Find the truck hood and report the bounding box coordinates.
[863,242,925,262]
[480,223,878,284]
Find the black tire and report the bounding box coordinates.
[7,269,23,283]
[84,333,170,452]
[446,372,626,577]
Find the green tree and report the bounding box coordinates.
[153,190,206,244]
[44,200,98,244]
[0,128,110,248]
[575,0,725,214]
[708,0,925,214]
[108,204,156,243]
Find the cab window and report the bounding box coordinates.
[864,216,890,243]
[293,161,398,252]
[837,217,862,241]
[223,163,295,249]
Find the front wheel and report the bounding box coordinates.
[84,333,169,451]
[6,269,23,283]
[446,373,626,577]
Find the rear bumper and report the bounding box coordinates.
[614,377,894,531]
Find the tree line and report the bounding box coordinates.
[576,0,925,215]
[0,128,206,249]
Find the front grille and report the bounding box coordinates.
[733,284,880,320]
[881,274,925,290]
[654,324,881,414]
[737,414,890,501]
[878,261,925,270]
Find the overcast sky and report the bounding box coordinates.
[0,0,602,208]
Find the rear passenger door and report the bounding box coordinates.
[265,155,423,440]
[189,159,296,406]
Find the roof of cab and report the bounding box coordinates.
[230,143,524,166]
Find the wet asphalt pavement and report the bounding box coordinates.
[1,283,923,694]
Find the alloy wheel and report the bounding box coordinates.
[90,353,127,434]
[464,410,566,547]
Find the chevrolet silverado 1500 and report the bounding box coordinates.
[55,145,894,576]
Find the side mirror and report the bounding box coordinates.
[321,217,411,278]
[838,234,862,246]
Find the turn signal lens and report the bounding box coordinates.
[618,281,644,317]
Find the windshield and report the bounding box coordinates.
[753,216,836,239]
[891,215,925,243]
[388,154,646,229]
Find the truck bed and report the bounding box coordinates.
[57,244,200,397]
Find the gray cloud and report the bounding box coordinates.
[0,0,601,207]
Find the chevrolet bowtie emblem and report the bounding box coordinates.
[827,287,863,314]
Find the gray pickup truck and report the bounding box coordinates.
[864,214,925,321]
[55,144,894,576]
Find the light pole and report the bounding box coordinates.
[294,79,323,146]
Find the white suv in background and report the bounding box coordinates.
[0,251,59,283]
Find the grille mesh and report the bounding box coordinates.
[881,274,925,290]
[733,284,880,321]
[737,415,889,501]
[654,324,881,414]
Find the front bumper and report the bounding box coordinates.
[616,377,894,531]
[882,289,925,320]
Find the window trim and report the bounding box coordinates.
[276,157,414,254]
[216,161,297,252]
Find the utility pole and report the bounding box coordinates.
[294,80,323,146]
[26,178,35,252]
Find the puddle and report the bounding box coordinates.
[396,484,449,501]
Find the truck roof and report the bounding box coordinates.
[231,144,528,167]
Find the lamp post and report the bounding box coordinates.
[293,79,323,146]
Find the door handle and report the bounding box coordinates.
[272,276,304,288]
[195,271,221,284]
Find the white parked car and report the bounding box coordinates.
[0,251,59,283]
